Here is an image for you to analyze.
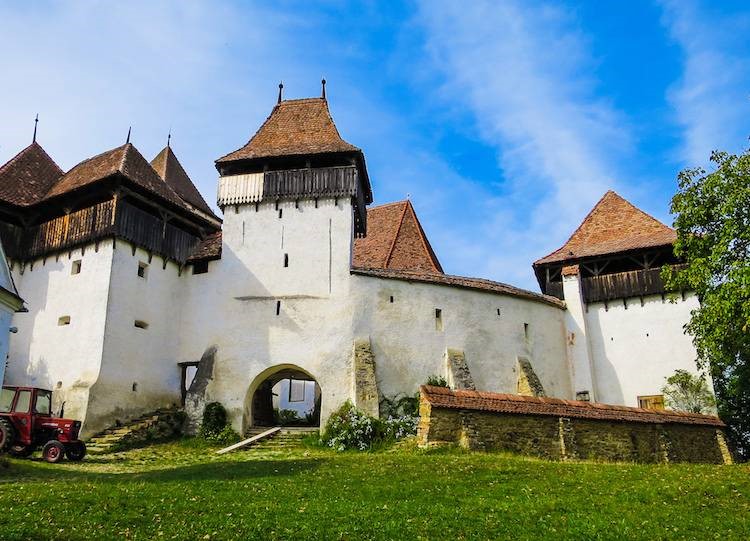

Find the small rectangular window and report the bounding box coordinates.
[192,260,209,274]
[289,379,306,402]
[71,260,82,275]
[278,208,283,219]
[134,320,149,330]
[496,308,501,317]
[276,300,281,316]
[283,253,289,268]
[138,262,148,279]
[524,323,529,339]
[638,395,665,410]
[435,308,443,331]
[389,296,394,303]
[58,316,71,326]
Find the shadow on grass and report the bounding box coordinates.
[1,456,328,484]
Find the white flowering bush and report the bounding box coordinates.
[321,401,417,451]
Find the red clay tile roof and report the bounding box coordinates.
[421,385,724,426]
[45,143,201,217]
[352,268,565,308]
[151,146,218,219]
[535,191,677,265]
[0,143,63,207]
[187,231,222,262]
[216,98,359,163]
[353,200,442,273]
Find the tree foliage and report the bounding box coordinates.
[661,369,716,414]
[664,149,750,460]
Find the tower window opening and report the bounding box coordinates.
[138,262,148,279]
[134,320,149,330]
[389,296,394,303]
[276,300,281,316]
[435,308,443,331]
[57,316,71,326]
[71,260,82,275]
[496,308,501,317]
[132,383,138,392]
[524,323,529,339]
[192,260,209,274]
[278,208,283,219]
[283,253,289,267]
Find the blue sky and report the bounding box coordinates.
[1,1,749,290]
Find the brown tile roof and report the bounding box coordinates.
[353,200,442,273]
[45,143,200,217]
[535,191,677,265]
[151,146,218,219]
[216,98,360,163]
[187,231,222,262]
[421,385,725,427]
[0,143,63,207]
[352,268,565,308]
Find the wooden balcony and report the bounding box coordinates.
[2,199,200,264]
[581,266,684,304]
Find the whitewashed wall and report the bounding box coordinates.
[349,275,572,401]
[7,243,114,425]
[85,243,185,435]
[584,293,701,406]
[177,197,358,433]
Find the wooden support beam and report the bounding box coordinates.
[215,427,281,455]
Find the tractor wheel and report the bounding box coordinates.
[42,440,65,463]
[9,444,33,457]
[65,441,86,461]
[0,418,14,451]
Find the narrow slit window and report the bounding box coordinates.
[389,296,394,303]
[134,320,149,330]
[71,260,82,275]
[496,308,501,317]
[276,300,281,316]
[283,253,289,267]
[138,262,148,279]
[278,208,283,219]
[132,383,138,392]
[435,308,443,331]
[57,316,71,326]
[524,323,529,339]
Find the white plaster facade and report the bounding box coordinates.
[4,189,705,436]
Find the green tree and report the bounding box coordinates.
[664,149,750,460]
[661,369,716,414]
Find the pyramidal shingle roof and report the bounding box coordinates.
[151,145,217,218]
[0,142,63,207]
[352,200,443,273]
[44,143,209,219]
[216,97,360,163]
[535,191,677,265]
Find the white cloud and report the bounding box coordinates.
[660,0,750,165]
[412,0,630,286]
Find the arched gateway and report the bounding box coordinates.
[243,365,321,432]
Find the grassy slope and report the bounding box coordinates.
[0,440,748,540]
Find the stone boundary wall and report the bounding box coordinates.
[418,386,732,464]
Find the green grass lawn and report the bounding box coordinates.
[1,439,748,540]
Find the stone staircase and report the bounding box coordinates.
[86,409,183,454]
[243,426,319,451]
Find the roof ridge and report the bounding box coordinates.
[404,200,443,273]
[0,142,64,178]
[384,200,410,268]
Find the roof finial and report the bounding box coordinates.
[167,126,171,148]
[321,78,326,99]
[278,81,284,104]
[32,114,39,143]
[126,126,131,144]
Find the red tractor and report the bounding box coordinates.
[0,385,86,463]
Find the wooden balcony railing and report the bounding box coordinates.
[581,266,685,303]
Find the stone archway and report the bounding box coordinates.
[243,364,321,432]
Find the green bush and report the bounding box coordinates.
[380,393,419,418]
[201,402,227,434]
[274,408,302,426]
[199,402,240,444]
[321,401,417,451]
[425,375,449,388]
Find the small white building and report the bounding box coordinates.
[0,90,704,436]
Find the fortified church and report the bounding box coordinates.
[0,86,703,437]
